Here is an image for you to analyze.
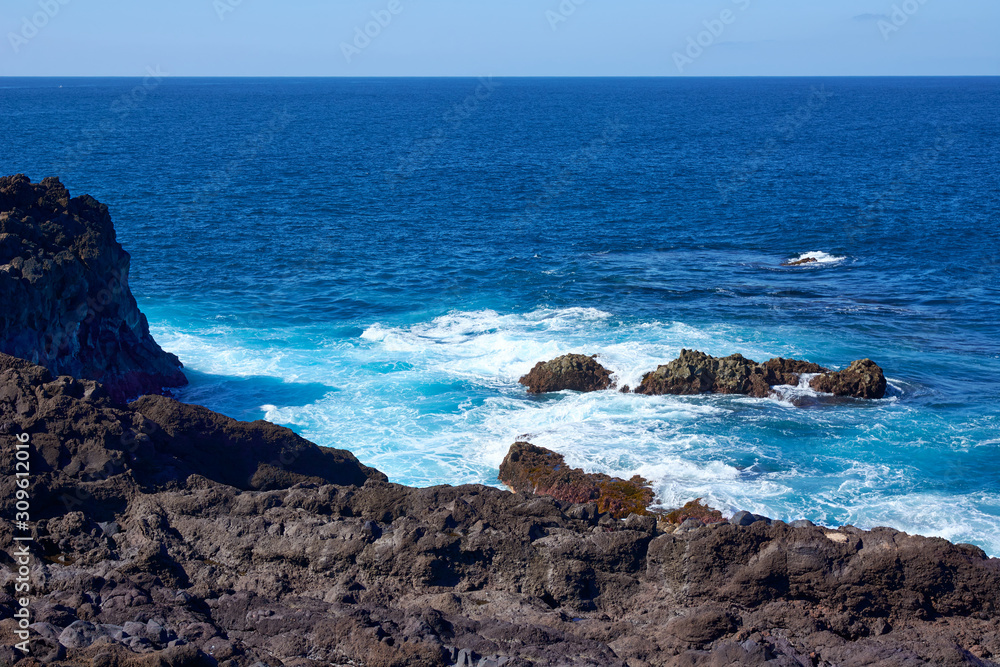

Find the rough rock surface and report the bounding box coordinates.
[635,350,883,400]
[810,358,888,399]
[0,352,385,522]
[518,354,613,394]
[0,175,186,402]
[761,357,828,386]
[499,442,655,518]
[1,358,998,666]
[635,350,776,398]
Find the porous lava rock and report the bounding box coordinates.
[0,174,186,402]
[0,359,997,665]
[809,358,888,399]
[519,353,613,394]
[635,349,773,398]
[499,441,655,518]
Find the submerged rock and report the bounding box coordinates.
[498,441,655,518]
[782,257,819,266]
[518,353,613,394]
[809,358,888,399]
[0,175,186,401]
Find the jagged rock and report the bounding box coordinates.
[0,353,385,521]
[665,499,726,525]
[635,349,773,398]
[635,350,885,401]
[761,357,828,386]
[0,362,998,664]
[782,257,819,266]
[0,175,186,402]
[518,353,613,394]
[498,441,654,518]
[809,358,888,399]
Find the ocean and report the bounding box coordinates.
[2,76,998,555]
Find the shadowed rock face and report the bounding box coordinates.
[810,358,888,399]
[0,175,186,402]
[0,359,998,666]
[0,353,384,521]
[518,354,613,394]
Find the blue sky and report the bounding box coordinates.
[2,0,998,77]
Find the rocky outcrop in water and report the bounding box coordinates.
[634,350,886,400]
[0,175,186,402]
[1,361,998,666]
[636,350,773,397]
[518,354,613,394]
[810,358,888,399]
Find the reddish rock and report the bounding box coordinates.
[499,441,655,518]
[519,353,613,394]
[809,358,888,399]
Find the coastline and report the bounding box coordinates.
[2,176,998,665]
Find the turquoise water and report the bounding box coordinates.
[2,77,999,554]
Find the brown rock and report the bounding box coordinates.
[782,257,818,266]
[635,349,773,398]
[498,441,655,518]
[762,357,829,386]
[518,353,613,394]
[809,358,888,399]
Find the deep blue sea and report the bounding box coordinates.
[2,77,999,554]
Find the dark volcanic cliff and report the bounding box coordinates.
[0,175,186,402]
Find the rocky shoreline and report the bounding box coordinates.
[1,177,998,666]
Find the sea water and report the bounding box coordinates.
[2,77,998,554]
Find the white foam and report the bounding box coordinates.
[151,308,1000,556]
[786,251,846,266]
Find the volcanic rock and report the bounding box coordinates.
[0,361,998,665]
[761,357,829,386]
[518,353,613,394]
[0,174,186,402]
[809,358,888,399]
[635,349,773,398]
[499,441,655,518]
[0,353,384,521]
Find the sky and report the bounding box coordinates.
[1,0,998,77]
